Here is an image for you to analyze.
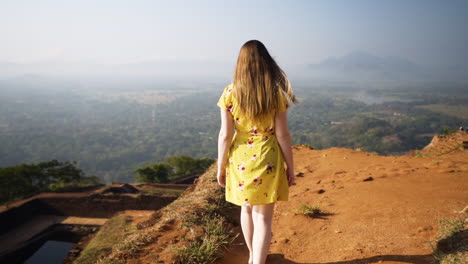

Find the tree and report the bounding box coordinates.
[134,163,171,183]
[0,160,101,205]
[164,155,214,178]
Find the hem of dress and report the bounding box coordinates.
[226,197,289,206]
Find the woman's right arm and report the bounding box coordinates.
[275,111,295,186]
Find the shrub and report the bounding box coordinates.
[298,204,322,217]
[424,212,467,264]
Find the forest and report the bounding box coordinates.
[0,78,467,183]
[0,155,214,205]
[0,159,100,205]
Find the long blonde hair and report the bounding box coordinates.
[232,40,298,123]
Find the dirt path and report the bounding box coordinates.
[217,137,468,263]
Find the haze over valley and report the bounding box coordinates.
[1,51,467,183]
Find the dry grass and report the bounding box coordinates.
[297,204,323,218]
[424,210,468,264]
[74,215,133,264]
[139,187,185,196]
[76,163,239,264]
[172,213,236,264]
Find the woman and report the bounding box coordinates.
[216,40,298,264]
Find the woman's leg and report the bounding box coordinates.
[252,202,275,264]
[241,205,254,264]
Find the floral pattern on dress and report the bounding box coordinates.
[253,176,262,188]
[265,127,275,135]
[266,162,274,174]
[238,181,245,191]
[249,126,262,136]
[246,138,254,148]
[216,83,289,206]
[237,162,246,173]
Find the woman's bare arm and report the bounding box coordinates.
[275,111,295,186]
[217,108,235,187]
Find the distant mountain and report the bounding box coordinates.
[307,51,431,82]
[0,59,232,81]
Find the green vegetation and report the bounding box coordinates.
[83,162,238,263]
[135,163,172,183]
[173,213,234,264]
[170,166,238,264]
[439,127,459,136]
[1,82,466,184]
[298,204,323,217]
[424,211,467,264]
[0,160,100,205]
[165,155,215,179]
[134,155,215,183]
[74,215,133,264]
[416,104,468,120]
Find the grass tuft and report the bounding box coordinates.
[172,214,236,264]
[422,210,467,264]
[298,204,322,218]
[75,163,238,264]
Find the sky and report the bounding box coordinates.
[1,0,467,69]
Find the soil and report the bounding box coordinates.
[215,132,468,264]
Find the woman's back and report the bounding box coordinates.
[216,39,297,264]
[217,83,290,136]
[217,82,291,205]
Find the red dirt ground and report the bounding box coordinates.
[215,132,468,264]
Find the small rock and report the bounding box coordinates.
[363,176,374,181]
[317,189,325,194]
[284,238,290,243]
[335,230,342,233]
[304,188,310,191]
[316,180,321,184]
[417,226,433,232]
[296,172,304,177]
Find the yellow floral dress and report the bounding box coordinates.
[217,83,291,206]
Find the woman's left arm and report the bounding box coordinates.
[217,108,235,188]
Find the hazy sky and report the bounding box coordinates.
[1,0,467,67]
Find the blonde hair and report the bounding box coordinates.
[232,40,298,123]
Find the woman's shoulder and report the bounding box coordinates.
[217,83,236,110]
[222,83,235,99]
